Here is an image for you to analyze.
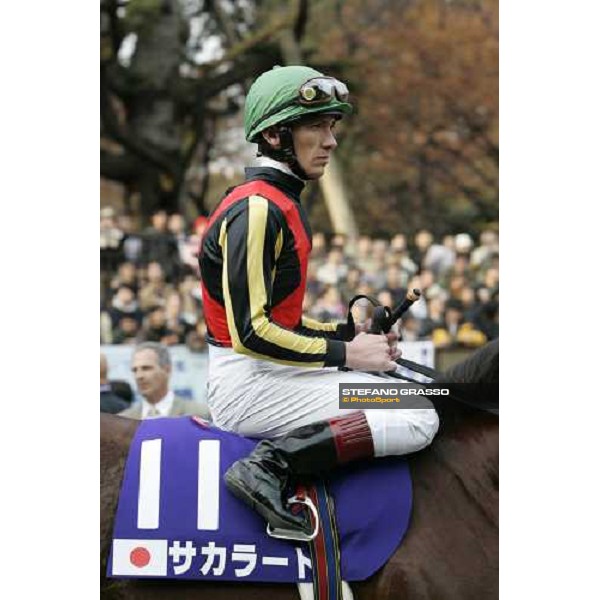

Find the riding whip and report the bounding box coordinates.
[369,288,422,335]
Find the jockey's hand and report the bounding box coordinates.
[386,330,401,362]
[354,319,371,335]
[345,332,398,372]
[356,322,401,361]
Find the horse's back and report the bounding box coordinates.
[101,413,140,589]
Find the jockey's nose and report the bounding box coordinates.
[323,128,337,150]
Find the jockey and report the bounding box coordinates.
[198,65,440,536]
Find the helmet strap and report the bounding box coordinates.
[278,125,310,180]
[257,125,310,180]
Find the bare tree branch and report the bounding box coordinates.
[100,66,180,177]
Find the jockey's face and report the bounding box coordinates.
[261,114,339,180]
[131,349,170,404]
[291,114,338,179]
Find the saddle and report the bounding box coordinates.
[108,416,412,594]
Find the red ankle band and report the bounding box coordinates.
[328,412,374,464]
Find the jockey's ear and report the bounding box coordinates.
[261,126,282,150]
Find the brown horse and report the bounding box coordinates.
[101,342,499,600]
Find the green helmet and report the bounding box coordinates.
[244,65,353,143]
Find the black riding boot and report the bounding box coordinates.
[224,412,374,536]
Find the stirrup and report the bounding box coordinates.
[266,494,319,542]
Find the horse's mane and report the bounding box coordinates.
[430,339,499,418]
[436,339,499,387]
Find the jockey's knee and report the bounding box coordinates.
[365,408,439,457]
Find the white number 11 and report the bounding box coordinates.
[137,438,221,531]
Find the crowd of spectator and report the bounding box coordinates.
[100,206,499,351]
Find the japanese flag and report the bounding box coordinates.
[111,539,168,576]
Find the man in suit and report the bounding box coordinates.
[101,353,129,414]
[119,342,210,420]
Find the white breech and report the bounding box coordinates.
[207,346,439,457]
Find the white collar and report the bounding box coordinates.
[142,390,175,418]
[256,157,304,181]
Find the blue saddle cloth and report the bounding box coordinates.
[108,416,412,583]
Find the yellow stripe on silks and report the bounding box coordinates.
[222,217,268,359]
[246,195,326,366]
[301,315,339,332]
[274,228,284,260]
[220,202,325,367]
[271,229,284,285]
[221,218,246,353]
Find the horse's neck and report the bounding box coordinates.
[412,414,499,525]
